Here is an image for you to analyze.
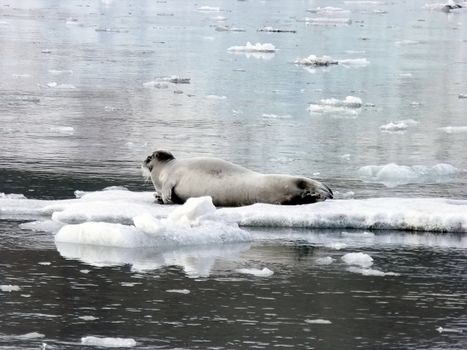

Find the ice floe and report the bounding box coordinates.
[315,256,335,265]
[18,332,45,339]
[215,25,246,32]
[305,319,332,324]
[347,266,400,276]
[3,189,467,237]
[295,55,369,68]
[424,1,465,12]
[341,252,374,267]
[358,163,460,187]
[55,197,251,248]
[257,27,296,33]
[81,336,137,348]
[307,7,351,15]
[380,119,418,133]
[228,42,276,53]
[308,96,362,116]
[166,289,190,294]
[439,126,467,133]
[298,17,352,25]
[0,285,21,292]
[236,267,274,277]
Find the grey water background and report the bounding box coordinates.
[1,0,467,349]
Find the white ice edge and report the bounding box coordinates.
[2,190,467,234]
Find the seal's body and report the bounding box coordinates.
[143,150,333,207]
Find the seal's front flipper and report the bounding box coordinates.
[153,191,164,204]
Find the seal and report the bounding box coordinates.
[142,150,333,207]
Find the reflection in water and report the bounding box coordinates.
[55,242,252,278]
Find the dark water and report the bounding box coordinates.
[1,223,466,349]
[1,0,467,348]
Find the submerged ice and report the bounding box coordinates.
[358,163,460,187]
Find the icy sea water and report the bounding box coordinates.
[1,0,467,349]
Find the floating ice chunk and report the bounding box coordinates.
[380,121,409,132]
[133,213,167,236]
[167,196,217,226]
[215,25,245,32]
[324,242,348,250]
[358,163,459,187]
[206,95,227,100]
[299,17,352,25]
[439,126,467,133]
[257,27,296,33]
[294,55,338,67]
[395,39,420,45]
[0,193,26,199]
[459,93,467,99]
[305,319,332,324]
[315,256,335,265]
[48,69,73,75]
[321,96,362,108]
[197,6,222,12]
[227,42,276,53]
[307,7,351,15]
[0,285,21,292]
[50,126,74,135]
[344,1,383,4]
[436,326,464,333]
[347,266,400,276]
[341,252,373,267]
[236,267,274,277]
[18,332,45,339]
[308,96,362,116]
[142,81,169,88]
[166,289,190,294]
[424,1,464,12]
[56,223,151,248]
[81,336,137,348]
[79,316,99,321]
[262,113,293,119]
[338,58,370,67]
[55,197,250,248]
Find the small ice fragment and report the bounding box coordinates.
[0,193,27,199]
[38,262,51,266]
[236,267,274,277]
[227,42,276,53]
[439,126,467,133]
[18,332,45,339]
[166,289,190,294]
[294,55,338,67]
[197,6,222,12]
[347,267,399,276]
[206,95,227,100]
[315,256,335,265]
[325,242,347,250]
[380,121,408,132]
[133,213,167,236]
[81,336,137,348]
[459,94,467,99]
[41,49,52,54]
[436,326,463,333]
[305,319,332,324]
[80,270,90,274]
[341,252,374,267]
[79,316,99,321]
[0,285,21,292]
[47,82,57,88]
[167,196,216,226]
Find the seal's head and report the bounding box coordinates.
[142,150,175,175]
